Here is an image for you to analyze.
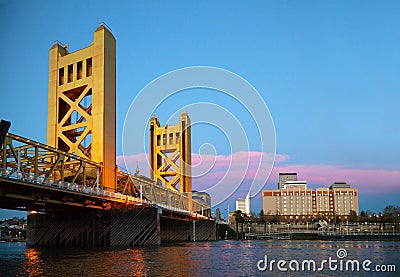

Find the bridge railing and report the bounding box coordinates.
[117,172,211,218]
[1,133,211,218]
[1,133,103,186]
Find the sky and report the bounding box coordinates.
[0,0,399,219]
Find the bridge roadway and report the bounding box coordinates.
[0,133,215,246]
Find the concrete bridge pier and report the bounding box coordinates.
[27,207,160,247]
[160,217,217,242]
[27,208,216,247]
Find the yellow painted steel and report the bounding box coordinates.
[149,113,192,194]
[47,24,116,191]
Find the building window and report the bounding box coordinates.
[86,58,92,77]
[59,68,64,85]
[156,135,160,146]
[175,132,180,144]
[68,64,73,82]
[77,61,82,79]
[169,133,173,144]
[163,134,167,145]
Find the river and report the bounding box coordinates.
[0,240,399,276]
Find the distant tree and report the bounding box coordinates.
[349,210,358,223]
[334,215,341,226]
[259,209,267,232]
[382,205,400,231]
[383,205,400,222]
[271,213,280,224]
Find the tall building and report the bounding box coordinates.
[262,177,358,221]
[278,173,297,189]
[215,208,222,221]
[263,181,314,220]
[236,192,252,216]
[236,198,245,213]
[330,182,358,217]
[245,192,251,215]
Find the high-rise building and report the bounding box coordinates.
[262,176,358,221]
[330,182,358,217]
[236,197,245,213]
[245,192,251,215]
[262,181,313,220]
[278,173,297,189]
[235,192,252,216]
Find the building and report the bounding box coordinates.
[262,177,359,221]
[278,173,297,189]
[215,208,222,221]
[262,181,314,221]
[192,191,211,208]
[191,191,211,218]
[236,192,251,216]
[329,182,358,217]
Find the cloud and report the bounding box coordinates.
[269,164,400,194]
[118,151,276,205]
[117,152,400,206]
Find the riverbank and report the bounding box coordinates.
[249,232,400,241]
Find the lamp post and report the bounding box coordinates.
[392,225,394,235]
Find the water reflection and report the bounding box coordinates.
[0,240,398,276]
[18,248,43,277]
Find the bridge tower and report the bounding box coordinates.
[46,24,116,190]
[149,113,192,194]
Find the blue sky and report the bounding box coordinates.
[0,0,399,218]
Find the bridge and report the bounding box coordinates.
[0,23,215,246]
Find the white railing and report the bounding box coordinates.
[0,167,209,217]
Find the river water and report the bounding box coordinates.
[0,240,399,276]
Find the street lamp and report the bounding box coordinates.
[268,224,271,236]
[287,223,290,233]
[392,226,394,235]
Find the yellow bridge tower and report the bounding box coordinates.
[46,24,116,190]
[149,113,192,194]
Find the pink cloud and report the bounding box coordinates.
[117,152,400,202]
[269,164,400,194]
[118,151,276,204]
